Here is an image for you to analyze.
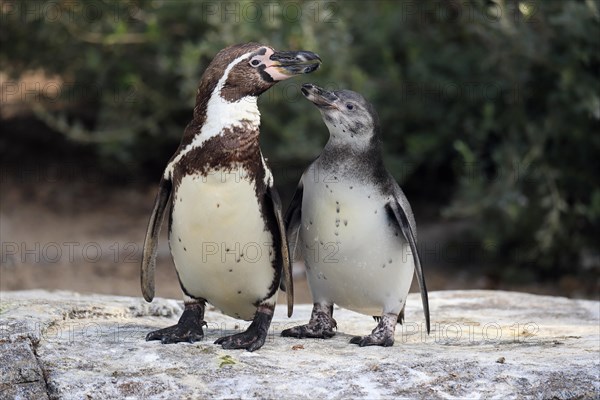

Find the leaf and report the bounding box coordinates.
[219,355,236,368]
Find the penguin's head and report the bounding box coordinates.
[198,43,321,103]
[301,83,380,147]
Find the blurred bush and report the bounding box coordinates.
[1,0,598,279]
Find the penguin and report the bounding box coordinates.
[281,84,430,347]
[141,43,321,351]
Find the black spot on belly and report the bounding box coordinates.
[178,237,181,242]
[388,259,392,264]
[335,218,340,228]
[382,264,386,269]
[229,269,233,272]
[349,186,353,190]
[217,203,220,208]
[184,247,187,251]
[374,210,378,214]
[334,231,339,236]
[343,220,348,226]
[236,258,241,263]
[237,290,242,294]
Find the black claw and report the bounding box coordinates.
[215,305,274,352]
[214,336,226,345]
[146,322,205,344]
[146,302,206,344]
[349,335,362,345]
[215,332,265,352]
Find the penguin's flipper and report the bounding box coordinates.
[267,185,294,317]
[385,201,430,334]
[284,180,304,262]
[141,176,172,302]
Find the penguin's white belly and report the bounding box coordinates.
[170,170,276,320]
[301,183,414,316]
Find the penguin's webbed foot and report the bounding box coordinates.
[350,333,394,347]
[146,322,206,344]
[146,302,206,344]
[215,304,274,352]
[281,303,337,339]
[215,329,266,352]
[281,322,337,339]
[350,313,397,347]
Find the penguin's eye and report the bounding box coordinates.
[346,103,354,110]
[250,59,261,67]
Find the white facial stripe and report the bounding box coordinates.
[165,51,261,179]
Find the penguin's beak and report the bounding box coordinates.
[301,83,338,108]
[265,51,322,81]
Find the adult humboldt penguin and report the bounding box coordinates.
[141,43,321,351]
[282,84,430,347]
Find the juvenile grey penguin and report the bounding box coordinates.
[141,43,321,351]
[281,84,430,346]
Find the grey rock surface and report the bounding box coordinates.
[0,290,598,399]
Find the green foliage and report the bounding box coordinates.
[1,0,598,277]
